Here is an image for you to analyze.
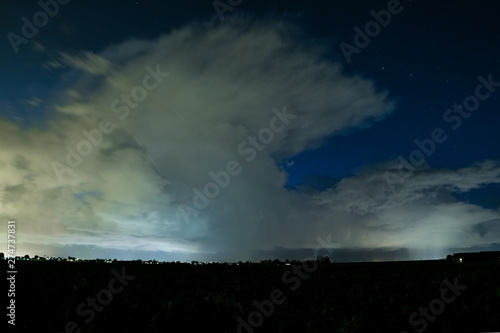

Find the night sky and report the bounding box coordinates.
[1,0,500,262]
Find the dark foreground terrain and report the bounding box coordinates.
[4,259,500,332]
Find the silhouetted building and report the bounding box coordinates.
[452,251,500,263]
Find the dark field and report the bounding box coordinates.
[4,260,500,332]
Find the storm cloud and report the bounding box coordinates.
[1,18,499,261]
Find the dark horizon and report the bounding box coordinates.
[4,247,500,264]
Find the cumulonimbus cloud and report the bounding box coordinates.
[1,18,498,261]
